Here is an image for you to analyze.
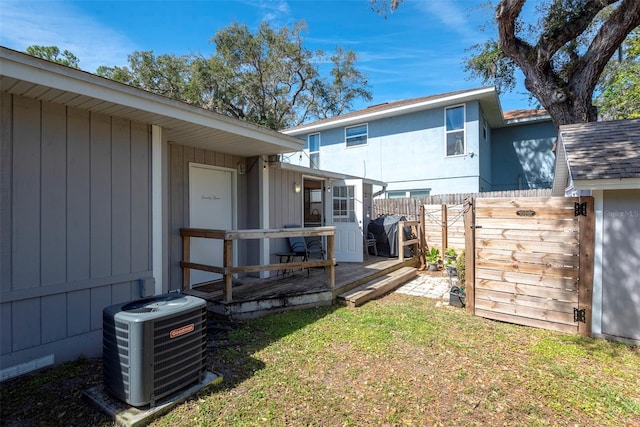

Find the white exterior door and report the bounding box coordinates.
[189,164,235,287]
[331,179,363,262]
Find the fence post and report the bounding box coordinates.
[464,198,476,314]
[578,196,595,337]
[441,204,448,253]
[419,205,426,270]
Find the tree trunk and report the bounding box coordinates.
[496,0,640,128]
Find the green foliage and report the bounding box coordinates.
[96,20,371,130]
[456,249,465,289]
[426,247,440,263]
[24,45,80,69]
[596,29,640,120]
[464,40,516,94]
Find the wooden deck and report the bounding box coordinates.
[185,256,419,319]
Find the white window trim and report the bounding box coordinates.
[308,132,320,169]
[444,104,466,157]
[332,185,356,222]
[345,123,368,148]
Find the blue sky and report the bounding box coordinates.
[0,0,535,112]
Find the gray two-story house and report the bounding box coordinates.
[283,87,557,197]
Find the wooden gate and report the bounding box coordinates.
[465,197,594,335]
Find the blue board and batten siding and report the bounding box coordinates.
[0,93,152,373]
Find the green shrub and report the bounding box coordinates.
[456,249,465,290]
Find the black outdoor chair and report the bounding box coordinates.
[285,225,326,275]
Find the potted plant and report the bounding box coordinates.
[443,248,458,278]
[449,250,466,308]
[425,247,442,271]
[444,247,457,263]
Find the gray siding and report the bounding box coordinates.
[0,94,152,371]
[269,167,303,254]
[269,167,302,229]
[602,189,640,341]
[167,144,248,290]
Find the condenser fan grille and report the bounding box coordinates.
[103,294,207,407]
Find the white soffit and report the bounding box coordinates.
[0,47,303,157]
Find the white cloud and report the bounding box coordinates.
[0,0,137,72]
[414,0,489,43]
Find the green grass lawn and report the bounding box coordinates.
[2,293,638,426]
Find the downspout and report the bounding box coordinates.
[373,184,388,199]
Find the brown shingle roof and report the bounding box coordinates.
[503,109,549,121]
[560,118,640,181]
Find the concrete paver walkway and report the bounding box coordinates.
[395,272,453,302]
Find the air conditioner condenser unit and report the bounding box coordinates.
[103,293,207,407]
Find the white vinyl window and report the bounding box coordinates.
[308,133,320,169]
[445,105,465,156]
[332,185,355,222]
[345,124,367,147]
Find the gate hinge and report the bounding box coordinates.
[574,202,587,216]
[573,308,586,323]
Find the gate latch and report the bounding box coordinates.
[574,202,587,216]
[573,308,586,323]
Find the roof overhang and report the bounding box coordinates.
[275,161,386,187]
[0,47,303,157]
[573,178,640,191]
[283,87,504,135]
[551,138,569,196]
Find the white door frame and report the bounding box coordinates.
[188,163,237,286]
[302,175,325,227]
[330,178,364,262]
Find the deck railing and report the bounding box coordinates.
[398,220,422,265]
[180,226,336,302]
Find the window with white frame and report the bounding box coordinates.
[387,189,431,199]
[308,133,320,169]
[332,185,355,222]
[345,124,367,147]
[445,105,465,156]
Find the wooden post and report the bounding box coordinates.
[223,238,233,302]
[182,234,190,292]
[419,205,426,270]
[441,204,448,253]
[327,234,335,289]
[578,196,595,337]
[463,198,475,314]
[398,221,405,262]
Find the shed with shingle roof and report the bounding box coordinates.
[551,118,640,345]
[552,118,640,196]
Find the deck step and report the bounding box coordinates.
[337,266,417,307]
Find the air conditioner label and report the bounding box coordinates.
[170,324,195,339]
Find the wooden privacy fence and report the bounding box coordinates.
[373,189,552,255]
[422,204,466,254]
[464,197,594,336]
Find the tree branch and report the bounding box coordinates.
[496,0,532,67]
[536,0,618,64]
[572,0,640,99]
